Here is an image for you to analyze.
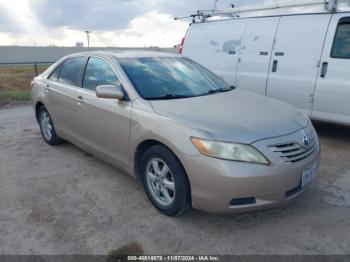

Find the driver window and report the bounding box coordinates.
[83,57,121,92]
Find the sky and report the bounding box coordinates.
[0,0,264,47]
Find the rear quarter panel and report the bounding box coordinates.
[31,76,48,121]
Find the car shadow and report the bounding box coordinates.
[312,120,350,143]
[34,120,348,230]
[175,200,312,233]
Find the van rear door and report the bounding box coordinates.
[183,20,246,85]
[235,17,279,95]
[312,14,350,125]
[265,14,332,116]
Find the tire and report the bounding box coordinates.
[38,106,64,145]
[141,145,191,216]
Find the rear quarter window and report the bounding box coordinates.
[48,65,61,81]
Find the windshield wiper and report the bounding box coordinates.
[207,86,236,95]
[147,94,191,100]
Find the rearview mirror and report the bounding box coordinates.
[96,85,124,100]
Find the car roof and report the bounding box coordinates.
[67,50,180,59]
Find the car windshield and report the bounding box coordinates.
[118,57,233,100]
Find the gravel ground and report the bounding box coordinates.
[0,102,349,255]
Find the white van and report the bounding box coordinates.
[181,0,350,125]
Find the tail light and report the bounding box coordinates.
[179,37,185,54]
[30,80,35,89]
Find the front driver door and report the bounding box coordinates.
[77,56,132,171]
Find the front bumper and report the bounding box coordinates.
[181,125,320,214]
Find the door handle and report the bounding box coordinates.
[272,60,278,73]
[320,62,328,78]
[44,85,50,93]
[76,96,84,104]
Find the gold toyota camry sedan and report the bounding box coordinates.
[31,51,320,216]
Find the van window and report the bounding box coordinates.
[58,57,85,86]
[331,19,350,59]
[83,57,121,92]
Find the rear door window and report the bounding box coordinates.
[48,65,61,81]
[58,57,85,86]
[331,18,350,59]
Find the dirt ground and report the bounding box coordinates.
[0,65,50,102]
[0,65,49,90]
[0,102,349,255]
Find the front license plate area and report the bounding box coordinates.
[302,163,317,188]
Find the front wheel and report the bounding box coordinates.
[141,145,191,216]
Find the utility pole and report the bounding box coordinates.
[213,0,219,11]
[85,30,91,48]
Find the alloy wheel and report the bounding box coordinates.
[145,158,176,207]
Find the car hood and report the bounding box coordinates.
[150,89,309,144]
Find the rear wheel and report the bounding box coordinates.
[141,145,191,216]
[38,106,63,145]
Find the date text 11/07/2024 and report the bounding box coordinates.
[127,255,220,261]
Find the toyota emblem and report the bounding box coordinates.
[302,134,311,146]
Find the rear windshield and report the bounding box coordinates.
[118,57,232,100]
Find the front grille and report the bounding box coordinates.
[268,129,317,164]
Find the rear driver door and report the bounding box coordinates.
[235,17,279,95]
[265,14,332,116]
[45,56,86,140]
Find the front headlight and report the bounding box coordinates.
[191,137,269,165]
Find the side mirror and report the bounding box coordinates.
[96,85,124,100]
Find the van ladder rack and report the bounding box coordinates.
[221,0,337,16]
[174,0,338,22]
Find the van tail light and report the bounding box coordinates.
[179,37,185,54]
[30,80,35,89]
